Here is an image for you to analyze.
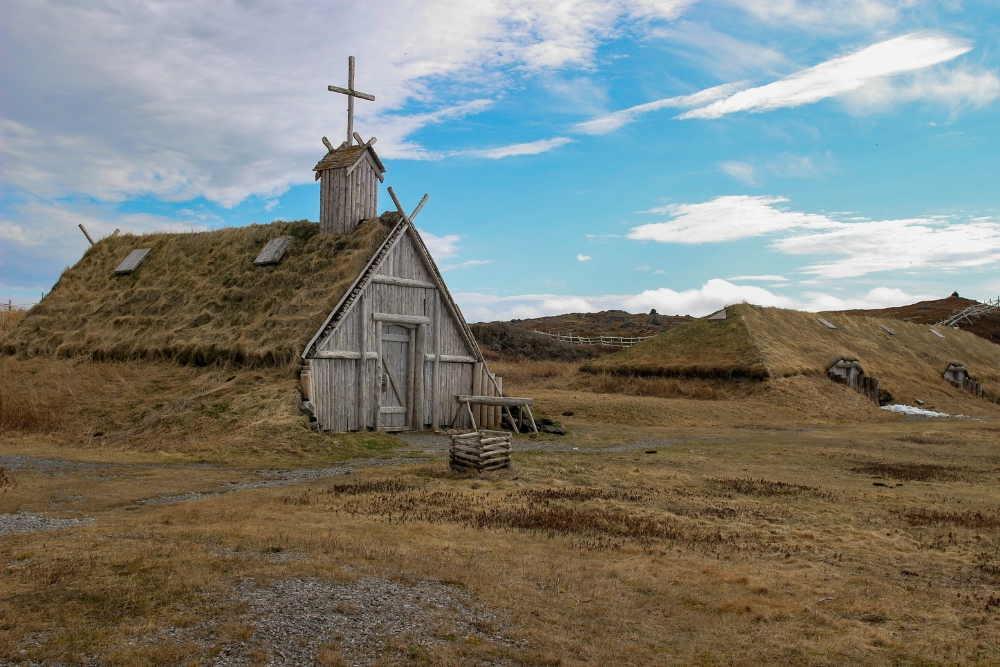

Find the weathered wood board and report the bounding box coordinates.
[253,236,294,266]
[114,249,151,275]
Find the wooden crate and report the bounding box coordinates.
[449,429,511,472]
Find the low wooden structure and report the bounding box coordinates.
[828,360,879,405]
[944,364,984,398]
[453,394,538,435]
[449,430,512,472]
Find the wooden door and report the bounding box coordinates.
[379,324,411,430]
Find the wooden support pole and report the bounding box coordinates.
[374,320,383,431]
[431,291,441,428]
[472,362,483,429]
[347,55,355,145]
[407,326,417,429]
[357,294,368,430]
[78,224,95,245]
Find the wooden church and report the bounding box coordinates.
[3,57,525,434]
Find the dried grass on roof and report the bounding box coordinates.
[2,214,401,367]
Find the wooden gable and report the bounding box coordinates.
[302,217,484,432]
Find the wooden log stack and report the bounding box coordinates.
[449,429,512,472]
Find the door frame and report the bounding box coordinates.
[373,313,429,432]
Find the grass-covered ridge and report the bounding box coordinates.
[582,304,768,379]
[584,303,1000,406]
[2,215,399,367]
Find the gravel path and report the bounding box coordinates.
[0,512,95,536]
[209,576,517,666]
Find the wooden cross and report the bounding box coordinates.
[328,56,375,147]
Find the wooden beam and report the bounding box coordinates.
[406,326,417,429]
[373,312,430,325]
[371,275,436,289]
[327,85,376,101]
[423,354,477,363]
[409,194,429,222]
[314,350,362,360]
[110,228,120,237]
[322,136,335,152]
[455,395,535,407]
[79,224,95,245]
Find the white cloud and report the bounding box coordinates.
[0,0,696,206]
[416,229,461,259]
[720,161,757,185]
[460,137,573,159]
[577,254,593,261]
[843,64,1000,115]
[629,195,836,244]
[630,194,1000,279]
[572,83,746,135]
[456,280,931,321]
[720,0,910,28]
[775,218,1000,279]
[727,275,789,281]
[679,33,974,120]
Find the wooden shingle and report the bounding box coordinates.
[114,249,151,275]
[254,236,294,266]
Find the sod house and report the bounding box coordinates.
[4,139,502,433]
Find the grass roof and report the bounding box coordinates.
[583,303,1000,404]
[2,215,400,367]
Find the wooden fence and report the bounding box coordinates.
[532,331,655,348]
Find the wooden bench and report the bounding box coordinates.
[452,395,538,435]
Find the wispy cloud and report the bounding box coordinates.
[776,218,1000,279]
[455,280,931,321]
[459,137,573,159]
[629,194,1000,279]
[572,83,747,135]
[679,33,973,120]
[630,195,835,244]
[577,254,593,261]
[720,161,757,185]
[727,275,789,282]
[416,229,461,259]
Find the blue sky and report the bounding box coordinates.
[2,0,999,320]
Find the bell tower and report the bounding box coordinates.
[314,56,386,234]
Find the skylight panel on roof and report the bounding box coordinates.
[879,325,897,335]
[929,328,945,338]
[708,309,726,320]
[115,248,151,275]
[818,318,837,329]
[254,236,294,266]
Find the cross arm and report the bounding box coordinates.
[328,85,375,101]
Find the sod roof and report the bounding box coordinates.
[2,214,401,366]
[583,303,1000,407]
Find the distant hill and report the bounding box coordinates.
[506,309,693,338]
[837,294,1000,344]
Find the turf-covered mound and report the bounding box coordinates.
[583,304,1000,407]
[2,215,399,367]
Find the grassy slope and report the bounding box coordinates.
[584,304,1000,411]
[2,215,396,366]
[581,305,767,379]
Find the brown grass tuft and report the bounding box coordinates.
[2,215,398,367]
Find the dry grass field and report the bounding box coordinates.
[3,353,1000,665]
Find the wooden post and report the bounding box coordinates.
[431,291,441,428]
[78,224,95,245]
[495,376,503,428]
[374,320,383,431]
[347,56,355,145]
[407,326,417,429]
[414,323,426,429]
[472,362,483,429]
[357,294,368,430]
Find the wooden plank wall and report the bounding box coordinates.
[318,160,379,234]
[311,231,481,431]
